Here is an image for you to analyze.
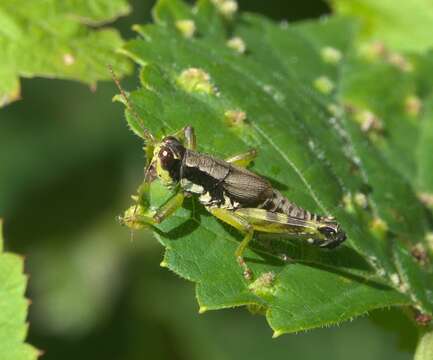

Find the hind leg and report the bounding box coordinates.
[207,207,255,280]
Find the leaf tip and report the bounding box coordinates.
[112,93,125,104]
[272,329,284,338]
[414,309,432,327]
[36,347,46,358]
[1,86,22,108]
[160,260,169,268]
[198,306,208,314]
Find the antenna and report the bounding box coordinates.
[108,64,156,144]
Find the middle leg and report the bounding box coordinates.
[225,148,257,168]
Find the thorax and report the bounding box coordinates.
[179,150,239,210]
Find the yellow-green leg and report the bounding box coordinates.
[153,191,185,223]
[225,149,257,168]
[208,207,255,280]
[122,191,185,228]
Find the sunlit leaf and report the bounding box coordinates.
[117,0,433,335]
[0,220,39,360]
[331,0,433,52]
[0,0,131,107]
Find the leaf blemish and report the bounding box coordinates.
[227,36,246,54]
[248,271,276,297]
[418,192,433,208]
[404,95,422,117]
[175,19,196,38]
[368,255,386,277]
[410,243,429,266]
[369,217,388,240]
[63,53,75,66]
[308,139,326,160]
[343,194,355,213]
[354,192,368,209]
[320,46,342,64]
[354,109,384,133]
[359,42,413,72]
[224,110,247,126]
[387,52,413,72]
[390,273,408,293]
[425,233,433,252]
[177,68,216,94]
[327,103,343,117]
[359,41,386,62]
[211,0,238,18]
[313,76,334,94]
[263,84,285,103]
[343,192,368,212]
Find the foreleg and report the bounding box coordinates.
[121,191,185,229]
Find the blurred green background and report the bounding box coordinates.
[0,0,418,359]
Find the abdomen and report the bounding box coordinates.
[260,189,320,221]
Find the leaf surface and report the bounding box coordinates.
[0,0,131,106]
[331,0,433,52]
[0,221,39,360]
[119,0,433,334]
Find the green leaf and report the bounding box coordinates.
[0,0,132,107]
[330,0,433,52]
[0,220,39,360]
[415,330,433,360]
[337,42,433,321]
[414,51,433,199]
[118,0,433,335]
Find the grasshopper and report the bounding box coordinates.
[111,68,346,280]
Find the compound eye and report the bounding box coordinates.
[159,147,175,170]
[319,226,336,238]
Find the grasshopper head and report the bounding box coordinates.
[151,136,186,187]
[317,218,346,249]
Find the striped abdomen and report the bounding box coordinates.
[260,189,320,222]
